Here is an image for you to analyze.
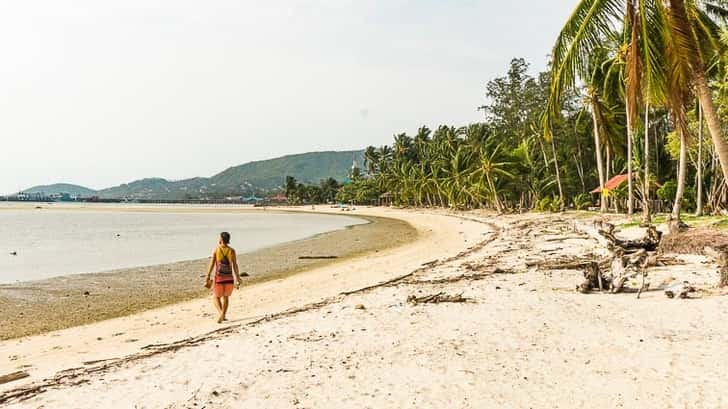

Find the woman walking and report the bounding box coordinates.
[205,232,242,323]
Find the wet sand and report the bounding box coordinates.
[0,214,416,340]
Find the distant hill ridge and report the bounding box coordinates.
[22,183,98,197]
[22,150,364,200]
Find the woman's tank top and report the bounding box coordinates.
[215,246,235,283]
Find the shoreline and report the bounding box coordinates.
[0,207,477,399]
[0,212,416,340]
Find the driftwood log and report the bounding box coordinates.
[598,224,662,253]
[576,222,660,295]
[576,261,610,294]
[0,371,29,386]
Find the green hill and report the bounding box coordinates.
[22,183,98,197]
[96,150,364,199]
[211,150,365,190]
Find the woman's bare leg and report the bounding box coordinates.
[221,296,230,321]
[213,296,223,322]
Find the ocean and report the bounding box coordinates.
[0,204,365,284]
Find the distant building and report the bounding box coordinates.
[269,193,288,203]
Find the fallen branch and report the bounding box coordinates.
[402,272,495,286]
[406,292,469,305]
[298,256,338,260]
[0,371,29,386]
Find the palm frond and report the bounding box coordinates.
[544,0,625,140]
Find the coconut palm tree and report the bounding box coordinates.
[665,0,728,188]
[364,146,380,175]
[470,142,515,213]
[545,0,727,216]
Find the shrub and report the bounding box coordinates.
[550,196,563,212]
[657,180,677,201]
[573,193,592,210]
[536,196,552,212]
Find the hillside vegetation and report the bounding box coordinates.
[22,150,364,200]
[22,183,98,197]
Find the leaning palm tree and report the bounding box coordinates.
[665,0,728,188]
[545,0,728,217]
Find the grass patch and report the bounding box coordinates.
[618,214,728,229]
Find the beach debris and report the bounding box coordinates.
[288,330,330,342]
[658,229,728,286]
[240,271,250,277]
[664,281,695,299]
[598,223,662,252]
[406,292,469,305]
[9,251,17,256]
[527,254,606,271]
[354,304,366,310]
[573,222,661,296]
[298,255,338,260]
[0,371,29,386]
[83,291,90,296]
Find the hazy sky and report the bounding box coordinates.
[1,1,574,193]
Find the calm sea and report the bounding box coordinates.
[0,204,365,284]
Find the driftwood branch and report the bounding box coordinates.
[406,292,469,305]
[0,371,29,386]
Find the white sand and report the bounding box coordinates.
[3,208,728,408]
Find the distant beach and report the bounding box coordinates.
[0,206,416,340]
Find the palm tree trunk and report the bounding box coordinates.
[550,136,565,211]
[626,99,634,215]
[606,143,611,180]
[486,173,503,213]
[672,128,687,221]
[696,74,728,188]
[668,0,728,190]
[537,136,550,169]
[590,101,607,212]
[654,121,660,184]
[642,102,651,224]
[696,102,704,216]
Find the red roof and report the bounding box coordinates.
[591,174,629,194]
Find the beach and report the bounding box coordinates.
[3,207,728,408]
[0,206,416,340]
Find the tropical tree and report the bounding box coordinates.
[545,0,727,221]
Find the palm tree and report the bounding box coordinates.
[471,142,515,213]
[364,146,380,175]
[665,0,728,189]
[545,0,727,216]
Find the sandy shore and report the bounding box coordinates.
[4,208,728,408]
[0,212,415,340]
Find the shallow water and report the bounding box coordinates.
[0,204,364,283]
